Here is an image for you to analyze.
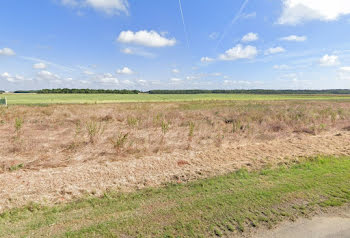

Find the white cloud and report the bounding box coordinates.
[61,0,129,15]
[117,67,134,75]
[121,79,134,85]
[265,47,286,55]
[186,76,198,80]
[121,47,155,58]
[224,80,252,85]
[20,56,75,72]
[219,44,258,61]
[320,54,339,66]
[61,0,78,6]
[172,69,180,73]
[37,70,60,81]
[117,30,176,47]
[0,48,15,56]
[340,66,350,71]
[122,48,133,54]
[33,62,47,69]
[170,78,182,82]
[136,79,147,85]
[83,70,95,75]
[278,0,350,25]
[280,35,307,42]
[273,64,290,70]
[96,73,119,84]
[241,32,258,42]
[1,72,31,82]
[201,56,214,63]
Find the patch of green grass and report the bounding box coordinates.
[8,164,24,172]
[1,156,350,237]
[4,93,350,105]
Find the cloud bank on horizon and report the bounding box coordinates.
[1,0,350,91]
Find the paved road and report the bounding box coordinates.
[254,215,350,238]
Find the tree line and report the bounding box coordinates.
[12,89,140,94]
[3,89,350,94]
[147,89,350,94]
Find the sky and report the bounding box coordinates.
[1,0,350,91]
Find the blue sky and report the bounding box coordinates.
[1,0,350,91]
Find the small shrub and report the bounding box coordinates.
[127,116,138,127]
[161,120,169,135]
[110,132,129,154]
[9,163,24,172]
[186,121,195,149]
[75,121,82,138]
[231,120,242,133]
[188,121,195,139]
[14,117,23,139]
[86,120,105,144]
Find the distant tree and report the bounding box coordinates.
[147,89,350,95]
[35,88,140,94]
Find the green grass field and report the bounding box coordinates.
[2,93,350,105]
[1,156,350,237]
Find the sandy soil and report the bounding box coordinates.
[1,129,350,211]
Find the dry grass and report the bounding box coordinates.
[1,100,350,210]
[0,100,350,172]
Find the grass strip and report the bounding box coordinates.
[1,155,350,237]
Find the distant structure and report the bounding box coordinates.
[0,97,7,106]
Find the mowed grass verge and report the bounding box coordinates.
[3,93,350,105]
[1,156,350,237]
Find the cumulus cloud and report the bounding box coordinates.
[280,35,307,42]
[320,54,339,66]
[241,32,258,42]
[117,67,134,75]
[172,69,180,73]
[33,62,47,69]
[201,56,214,63]
[219,44,258,61]
[96,73,119,84]
[37,70,61,81]
[117,30,176,48]
[0,48,15,56]
[265,46,286,55]
[278,0,350,25]
[0,72,30,82]
[61,0,129,15]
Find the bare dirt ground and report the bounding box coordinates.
[252,207,350,238]
[1,101,350,211]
